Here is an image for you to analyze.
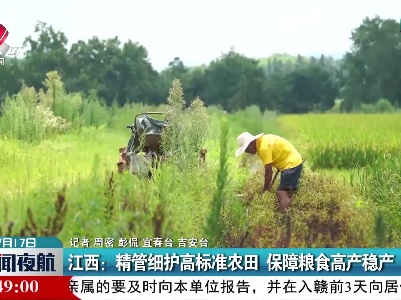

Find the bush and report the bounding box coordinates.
[375,98,394,113]
[357,98,394,114]
[359,103,376,114]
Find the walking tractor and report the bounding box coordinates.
[117,112,168,178]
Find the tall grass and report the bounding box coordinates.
[0,71,113,143]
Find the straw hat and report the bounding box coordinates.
[235,132,263,157]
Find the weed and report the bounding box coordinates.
[161,79,210,173]
[228,169,377,248]
[0,187,67,236]
[204,118,229,247]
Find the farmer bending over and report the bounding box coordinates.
[235,132,303,212]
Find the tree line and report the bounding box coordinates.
[1,16,400,113]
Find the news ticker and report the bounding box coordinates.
[1,236,401,299]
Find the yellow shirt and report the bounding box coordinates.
[256,134,302,170]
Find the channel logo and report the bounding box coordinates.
[0,23,21,56]
[0,24,10,55]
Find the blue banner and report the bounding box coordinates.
[63,248,401,276]
[0,236,63,248]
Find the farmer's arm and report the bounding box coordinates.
[259,147,273,192]
[264,163,273,191]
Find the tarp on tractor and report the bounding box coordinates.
[125,114,168,154]
[133,114,167,136]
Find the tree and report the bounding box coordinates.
[341,16,401,110]
[265,57,338,113]
[202,50,267,111]
[68,37,159,105]
[0,58,23,100]
[22,21,70,90]
[157,57,190,104]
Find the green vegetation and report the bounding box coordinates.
[0,15,400,248]
[279,114,401,169]
[0,73,261,246]
[280,114,401,245]
[0,72,399,248]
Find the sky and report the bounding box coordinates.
[1,0,400,71]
